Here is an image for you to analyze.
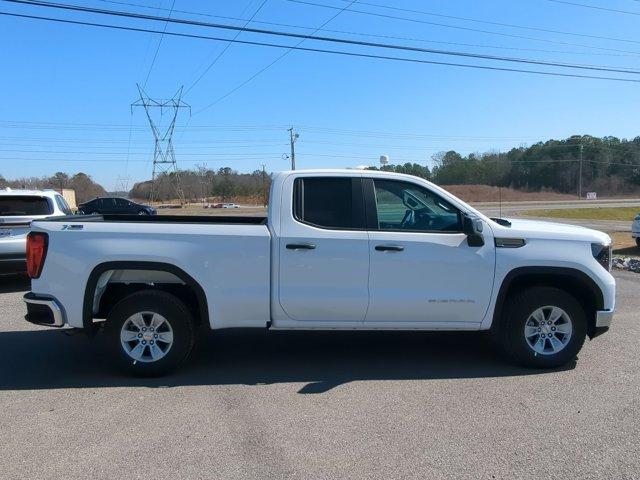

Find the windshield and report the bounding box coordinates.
[0,196,53,216]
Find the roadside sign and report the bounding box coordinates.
[586,192,597,200]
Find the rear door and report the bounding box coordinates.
[364,178,495,326]
[277,175,370,323]
[100,198,117,214]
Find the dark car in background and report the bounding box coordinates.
[78,197,156,215]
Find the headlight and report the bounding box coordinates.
[591,243,612,272]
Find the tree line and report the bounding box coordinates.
[129,166,271,203]
[0,171,107,203]
[369,135,640,195]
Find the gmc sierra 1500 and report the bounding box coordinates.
[23,170,615,375]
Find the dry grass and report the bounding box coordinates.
[610,232,640,257]
[157,204,267,217]
[522,207,639,221]
[444,185,575,203]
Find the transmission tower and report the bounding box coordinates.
[131,84,190,203]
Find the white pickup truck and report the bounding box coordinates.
[24,170,615,375]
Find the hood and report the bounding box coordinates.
[498,218,611,245]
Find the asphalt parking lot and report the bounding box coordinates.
[0,272,639,480]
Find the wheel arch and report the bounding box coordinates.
[492,266,604,339]
[82,261,209,329]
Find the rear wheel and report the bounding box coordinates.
[104,290,195,376]
[497,286,587,368]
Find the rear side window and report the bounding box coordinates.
[55,195,72,215]
[0,196,52,216]
[293,177,364,230]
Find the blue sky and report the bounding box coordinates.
[1,0,640,190]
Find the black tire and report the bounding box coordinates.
[497,286,587,368]
[104,290,195,376]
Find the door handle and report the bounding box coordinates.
[286,243,316,250]
[375,245,404,252]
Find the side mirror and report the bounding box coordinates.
[463,214,485,247]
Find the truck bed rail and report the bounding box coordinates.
[38,214,268,225]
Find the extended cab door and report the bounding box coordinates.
[364,178,495,326]
[277,175,370,324]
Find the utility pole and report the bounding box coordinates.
[578,143,584,199]
[288,127,299,170]
[261,164,267,207]
[132,84,190,204]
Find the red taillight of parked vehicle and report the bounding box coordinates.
[26,232,48,279]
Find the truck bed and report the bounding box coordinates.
[40,214,268,225]
[29,213,272,330]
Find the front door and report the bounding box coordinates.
[278,176,370,323]
[365,178,495,326]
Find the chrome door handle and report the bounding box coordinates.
[286,243,316,250]
[375,245,404,252]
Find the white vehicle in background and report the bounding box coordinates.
[633,213,640,247]
[24,170,615,376]
[0,188,73,274]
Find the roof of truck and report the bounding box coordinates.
[0,188,60,197]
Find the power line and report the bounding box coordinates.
[194,0,358,113]
[5,120,640,145]
[331,0,640,46]
[547,0,640,16]
[142,0,175,88]
[7,0,640,76]
[286,0,640,56]
[587,159,640,167]
[184,0,268,95]
[91,0,640,58]
[0,155,613,165]
[3,9,640,86]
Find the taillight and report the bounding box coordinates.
[26,232,48,279]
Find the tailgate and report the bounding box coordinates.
[0,217,31,257]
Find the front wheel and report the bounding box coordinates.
[497,286,587,368]
[104,290,195,376]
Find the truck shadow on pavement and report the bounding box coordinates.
[0,327,575,393]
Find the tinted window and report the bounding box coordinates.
[0,196,52,216]
[294,177,364,229]
[373,179,461,232]
[101,198,116,209]
[55,195,72,215]
[114,198,130,208]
